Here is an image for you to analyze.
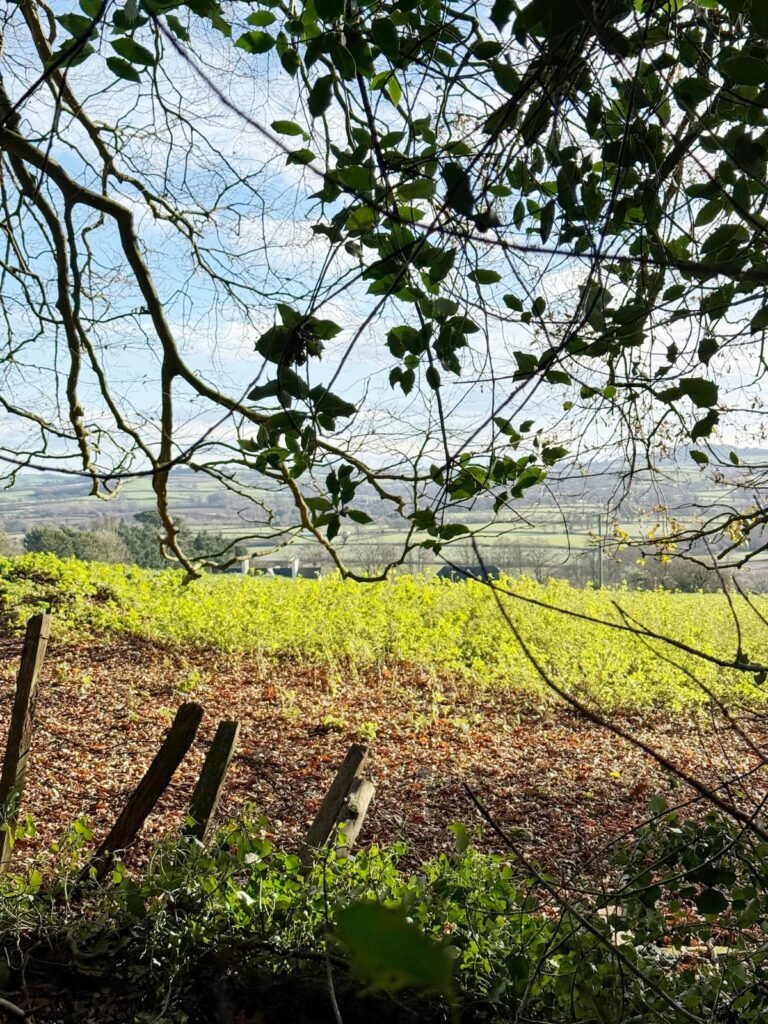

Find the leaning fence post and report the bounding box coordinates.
[299,743,374,870]
[0,612,52,871]
[184,719,240,842]
[82,701,203,882]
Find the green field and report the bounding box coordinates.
[1,553,765,709]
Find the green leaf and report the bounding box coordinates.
[57,13,95,36]
[469,269,501,285]
[246,10,277,26]
[490,0,515,30]
[753,5,768,35]
[695,888,729,916]
[397,179,436,201]
[679,377,718,409]
[326,514,340,541]
[504,294,523,312]
[271,120,307,137]
[309,75,334,117]
[315,0,345,21]
[371,19,399,61]
[698,336,718,365]
[336,902,455,995]
[750,305,768,333]
[235,30,275,54]
[386,76,402,106]
[690,408,720,440]
[106,56,141,82]
[346,206,376,232]
[442,162,473,217]
[255,325,289,364]
[701,223,750,258]
[110,37,156,66]
[165,13,190,40]
[46,41,95,69]
[309,386,357,419]
[439,523,470,540]
[719,54,768,85]
[491,60,521,94]
[689,450,709,466]
[472,40,502,59]
[426,366,441,390]
[286,148,316,165]
[347,509,373,524]
[308,318,342,340]
[540,199,555,243]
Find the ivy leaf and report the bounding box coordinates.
[309,75,334,117]
[335,902,455,995]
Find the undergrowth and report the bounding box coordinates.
[0,553,766,708]
[1,807,767,1023]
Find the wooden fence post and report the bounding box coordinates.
[299,743,373,869]
[335,776,375,853]
[83,702,203,881]
[0,613,51,870]
[184,719,240,842]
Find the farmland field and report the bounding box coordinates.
[0,554,766,880]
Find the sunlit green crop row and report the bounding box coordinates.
[0,553,765,708]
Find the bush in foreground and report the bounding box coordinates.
[0,806,767,1022]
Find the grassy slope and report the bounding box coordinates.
[0,553,765,708]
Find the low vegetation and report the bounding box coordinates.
[1,804,767,1023]
[0,553,766,709]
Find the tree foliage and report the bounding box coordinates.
[1,0,768,573]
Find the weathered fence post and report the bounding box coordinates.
[299,743,374,870]
[0,612,51,870]
[83,701,203,881]
[184,719,240,842]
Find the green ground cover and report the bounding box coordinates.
[0,554,764,709]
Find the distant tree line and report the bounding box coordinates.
[21,512,246,570]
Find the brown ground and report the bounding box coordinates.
[1,631,766,879]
